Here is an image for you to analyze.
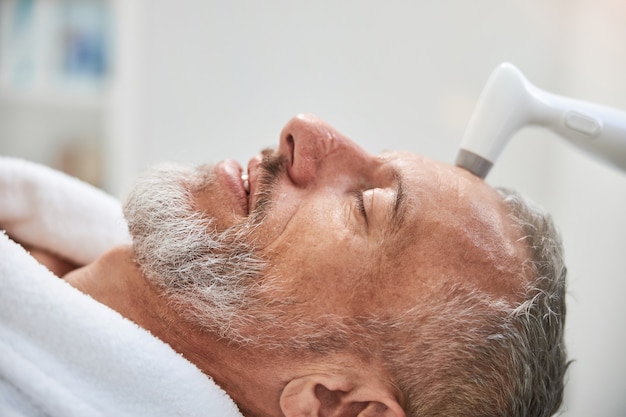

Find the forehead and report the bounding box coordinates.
[380,151,529,302]
[379,150,501,220]
[381,149,481,191]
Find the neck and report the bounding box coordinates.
[64,245,287,417]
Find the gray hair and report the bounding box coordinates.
[125,163,568,416]
[123,163,270,343]
[379,187,568,416]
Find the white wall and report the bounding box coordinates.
[108,1,626,415]
[541,2,626,415]
[129,1,565,171]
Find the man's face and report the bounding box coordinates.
[193,113,528,319]
[126,113,529,347]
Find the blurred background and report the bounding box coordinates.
[1,0,625,414]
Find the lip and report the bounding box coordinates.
[246,154,263,209]
[214,159,249,216]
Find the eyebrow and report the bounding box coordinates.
[390,169,408,233]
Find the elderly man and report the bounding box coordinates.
[0,114,567,417]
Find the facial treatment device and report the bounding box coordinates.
[455,62,626,179]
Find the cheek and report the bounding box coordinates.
[192,185,240,230]
[260,208,373,316]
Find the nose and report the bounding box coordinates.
[278,113,372,187]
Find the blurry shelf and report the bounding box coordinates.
[0,85,107,110]
[0,0,112,112]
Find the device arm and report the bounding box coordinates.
[456,63,626,178]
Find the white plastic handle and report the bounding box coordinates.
[457,63,626,178]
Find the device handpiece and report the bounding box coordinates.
[455,62,626,179]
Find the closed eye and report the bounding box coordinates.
[354,190,367,222]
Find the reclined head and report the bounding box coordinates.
[124,113,568,416]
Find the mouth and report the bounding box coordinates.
[213,152,268,218]
[239,167,252,216]
[241,172,250,194]
[241,170,251,214]
[213,159,252,217]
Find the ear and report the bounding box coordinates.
[279,374,406,417]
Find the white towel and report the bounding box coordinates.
[0,233,244,417]
[0,158,244,417]
[0,156,130,265]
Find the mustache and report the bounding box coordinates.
[259,148,285,182]
[248,148,286,224]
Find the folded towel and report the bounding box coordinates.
[0,232,243,417]
[0,157,131,265]
[0,158,244,416]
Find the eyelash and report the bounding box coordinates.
[354,190,367,219]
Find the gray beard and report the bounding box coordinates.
[123,163,270,345]
[122,161,382,355]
